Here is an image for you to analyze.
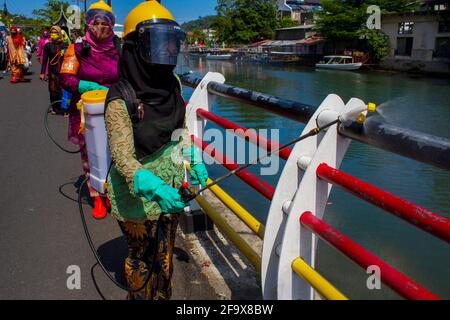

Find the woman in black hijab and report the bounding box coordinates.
[104,0,208,300]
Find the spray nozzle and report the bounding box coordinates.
[355,102,377,124]
[339,101,377,125]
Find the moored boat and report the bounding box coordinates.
[316,55,362,70]
[206,53,233,60]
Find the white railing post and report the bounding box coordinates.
[265,97,367,300]
[181,72,225,233]
[261,94,346,300]
[185,72,226,141]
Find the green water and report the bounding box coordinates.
[177,56,450,299]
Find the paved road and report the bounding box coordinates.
[0,57,216,300]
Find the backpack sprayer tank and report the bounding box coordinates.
[79,90,111,194]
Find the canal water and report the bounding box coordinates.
[176,56,450,299]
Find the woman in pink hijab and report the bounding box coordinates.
[37,29,50,65]
[60,1,119,219]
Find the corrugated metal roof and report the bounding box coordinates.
[254,37,325,47]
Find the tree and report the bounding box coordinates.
[187,29,207,45]
[32,0,70,24]
[315,0,421,61]
[212,0,281,45]
[278,17,298,29]
[358,28,390,61]
[181,16,216,32]
[316,0,421,40]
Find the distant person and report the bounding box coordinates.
[40,26,65,115]
[60,0,120,219]
[0,30,7,72]
[70,30,83,44]
[38,30,50,69]
[6,26,26,83]
[61,29,71,48]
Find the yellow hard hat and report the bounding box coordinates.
[123,0,175,38]
[88,0,113,14]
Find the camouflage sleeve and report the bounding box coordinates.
[105,99,143,194]
[179,118,192,150]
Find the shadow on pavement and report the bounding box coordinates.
[59,176,90,205]
[97,236,129,287]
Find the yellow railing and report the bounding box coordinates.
[206,178,265,239]
[186,164,265,239]
[195,195,261,273]
[186,164,346,299]
[291,257,348,300]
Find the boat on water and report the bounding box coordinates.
[316,55,362,71]
[206,53,233,60]
[248,51,300,64]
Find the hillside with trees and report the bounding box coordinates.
[181,0,297,46]
[181,16,216,32]
[212,0,297,45]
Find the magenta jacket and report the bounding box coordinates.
[60,41,119,145]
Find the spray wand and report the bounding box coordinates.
[179,102,376,203]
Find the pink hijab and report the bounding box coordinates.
[84,9,116,54]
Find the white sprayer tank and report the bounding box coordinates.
[81,90,111,194]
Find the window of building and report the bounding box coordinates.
[438,21,450,33]
[435,37,450,58]
[398,22,414,35]
[396,37,413,56]
[434,4,450,11]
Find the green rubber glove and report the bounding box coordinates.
[183,145,209,186]
[191,163,209,186]
[134,169,186,214]
[78,80,108,94]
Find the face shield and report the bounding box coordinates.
[136,20,186,66]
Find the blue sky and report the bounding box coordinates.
[6,0,217,24]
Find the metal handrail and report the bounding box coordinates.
[317,163,450,243]
[300,212,440,300]
[195,195,262,273]
[186,163,265,239]
[291,257,348,300]
[197,108,292,160]
[192,135,275,200]
[181,75,450,171]
[182,72,448,300]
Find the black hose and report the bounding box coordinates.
[44,101,81,154]
[77,179,150,293]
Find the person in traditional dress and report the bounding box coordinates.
[60,0,120,219]
[104,0,208,300]
[6,26,26,83]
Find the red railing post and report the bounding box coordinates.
[196,109,292,160]
[316,163,450,243]
[300,212,440,300]
[192,135,275,200]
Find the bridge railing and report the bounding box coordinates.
[181,72,450,300]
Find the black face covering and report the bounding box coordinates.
[119,38,178,104]
[106,34,186,160]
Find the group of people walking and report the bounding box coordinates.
[1,26,26,83]
[38,0,208,300]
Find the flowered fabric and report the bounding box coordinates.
[6,34,25,81]
[119,214,179,300]
[105,99,186,223]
